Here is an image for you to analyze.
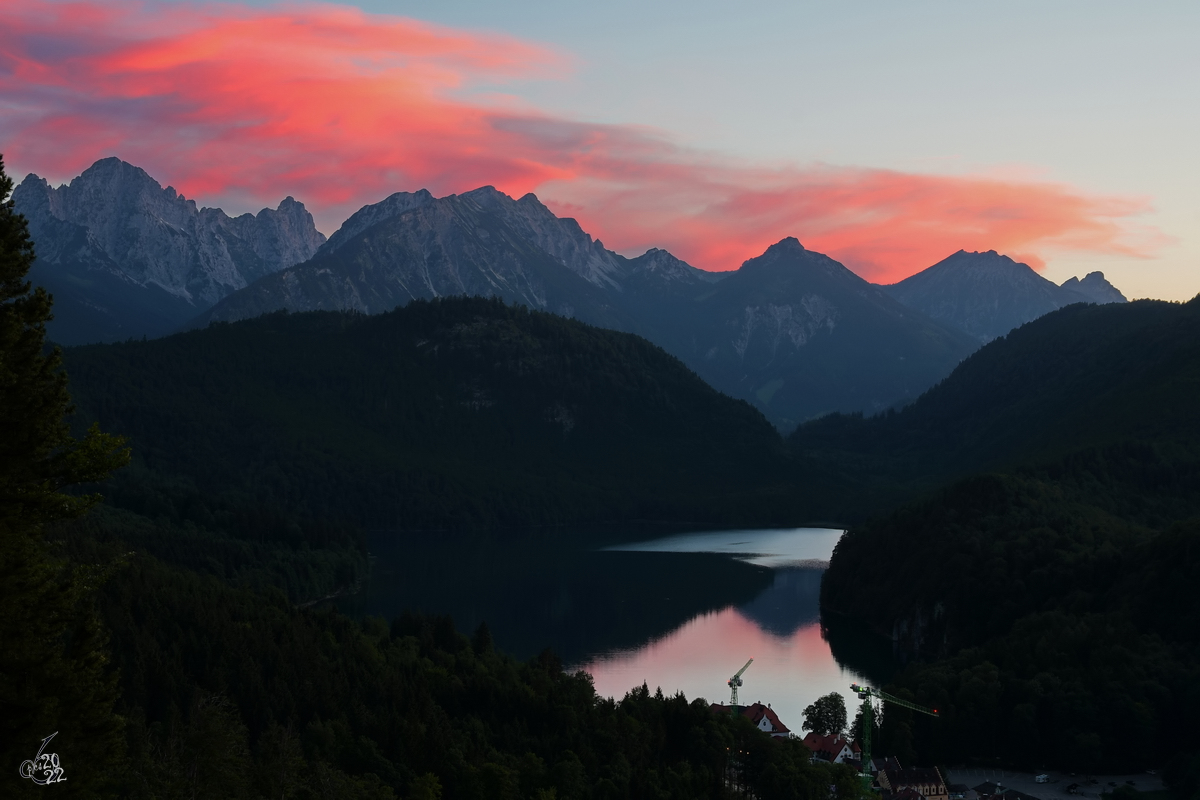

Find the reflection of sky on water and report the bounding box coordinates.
[604,527,845,568]
[583,527,869,732]
[362,524,885,726]
[581,603,870,739]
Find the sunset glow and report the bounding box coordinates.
[0,0,1159,281]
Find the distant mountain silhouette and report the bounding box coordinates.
[881,249,1126,342]
[1060,270,1127,305]
[13,158,325,343]
[660,238,978,429]
[31,160,1140,427]
[198,190,976,428]
[194,186,647,333]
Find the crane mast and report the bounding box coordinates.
[850,683,939,791]
[727,658,754,709]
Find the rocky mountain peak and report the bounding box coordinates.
[320,189,435,255]
[459,185,509,211]
[739,238,864,288]
[1061,271,1127,305]
[14,157,325,307]
[451,187,624,289]
[883,250,1128,342]
[756,237,806,260]
[933,249,1027,276]
[626,247,720,286]
[517,192,549,210]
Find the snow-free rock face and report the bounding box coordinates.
[13,157,325,342]
[196,187,637,330]
[1060,271,1127,305]
[625,247,725,286]
[883,250,1127,343]
[201,187,730,330]
[202,195,975,430]
[319,190,435,255]
[673,238,978,427]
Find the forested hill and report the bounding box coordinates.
[64,296,812,535]
[790,296,1200,487]
[37,299,869,800]
[815,295,1200,775]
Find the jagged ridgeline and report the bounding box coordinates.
[64,296,819,534]
[816,296,1200,772]
[15,157,326,344]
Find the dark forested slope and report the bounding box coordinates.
[37,295,874,799]
[816,296,1200,774]
[791,297,1200,490]
[64,296,813,535]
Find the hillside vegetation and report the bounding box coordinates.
[64,297,826,537]
[56,523,863,800]
[817,296,1200,776]
[47,298,872,798]
[791,298,1200,501]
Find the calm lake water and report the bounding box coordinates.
[354,526,895,735]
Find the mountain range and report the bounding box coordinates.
[882,248,1125,342]
[13,157,325,343]
[17,158,1126,428]
[194,182,980,428]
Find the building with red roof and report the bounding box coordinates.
[709,702,792,739]
[800,731,861,764]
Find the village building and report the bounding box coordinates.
[800,732,861,764]
[880,766,949,800]
[870,756,903,776]
[708,702,792,739]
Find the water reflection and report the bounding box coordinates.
[605,527,844,568]
[737,567,823,636]
[356,526,897,727]
[358,530,772,664]
[581,567,889,734]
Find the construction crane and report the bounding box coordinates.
[849,683,938,790]
[727,658,754,709]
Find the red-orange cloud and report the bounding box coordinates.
[0,0,1156,282]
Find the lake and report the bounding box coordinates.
[355,525,896,736]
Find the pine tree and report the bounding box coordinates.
[0,154,130,797]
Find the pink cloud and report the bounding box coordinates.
[0,0,1157,282]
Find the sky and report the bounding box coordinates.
[2,0,1196,298]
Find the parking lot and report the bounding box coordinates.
[946,768,1166,799]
